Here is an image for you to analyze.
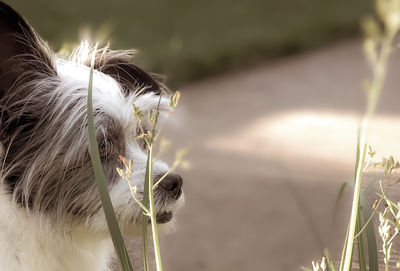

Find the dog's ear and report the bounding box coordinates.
[91,50,162,96]
[0,2,55,98]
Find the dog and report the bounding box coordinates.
[0,2,184,270]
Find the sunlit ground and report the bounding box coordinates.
[206,111,400,166]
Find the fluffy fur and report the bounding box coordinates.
[0,2,184,271]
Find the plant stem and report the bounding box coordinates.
[128,184,150,215]
[341,141,367,271]
[142,153,151,271]
[353,186,386,239]
[340,33,393,271]
[152,160,179,190]
[141,218,150,271]
[147,146,163,271]
[385,256,388,271]
[356,203,367,271]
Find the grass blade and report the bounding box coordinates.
[341,141,368,271]
[360,190,379,271]
[356,204,367,271]
[339,222,350,271]
[87,48,133,271]
[323,249,337,271]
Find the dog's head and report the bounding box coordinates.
[0,2,183,233]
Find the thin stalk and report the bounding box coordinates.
[341,142,367,271]
[141,211,149,271]
[127,183,150,215]
[353,186,386,239]
[323,249,337,271]
[153,160,180,190]
[140,89,164,271]
[340,32,393,271]
[147,146,163,271]
[339,224,350,271]
[141,153,151,271]
[360,190,379,271]
[385,255,388,271]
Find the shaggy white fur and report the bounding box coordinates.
[0,179,184,271]
[0,184,113,271]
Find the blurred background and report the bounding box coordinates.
[5,0,371,85]
[8,0,400,270]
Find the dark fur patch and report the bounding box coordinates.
[0,1,55,99]
[86,49,163,96]
[0,1,56,202]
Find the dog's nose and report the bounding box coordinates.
[156,173,183,199]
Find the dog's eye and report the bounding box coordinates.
[99,138,114,157]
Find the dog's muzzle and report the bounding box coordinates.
[155,173,183,200]
[154,173,183,224]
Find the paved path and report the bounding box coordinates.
[131,39,400,270]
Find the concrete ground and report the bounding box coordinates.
[126,39,400,270]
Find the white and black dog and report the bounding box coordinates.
[0,2,184,270]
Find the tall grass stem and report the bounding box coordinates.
[340,31,393,271]
[87,45,133,271]
[147,146,164,271]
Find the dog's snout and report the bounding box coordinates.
[156,173,183,199]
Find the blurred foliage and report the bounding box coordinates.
[5,0,372,84]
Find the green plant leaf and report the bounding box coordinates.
[356,204,367,271]
[360,190,379,271]
[87,50,133,271]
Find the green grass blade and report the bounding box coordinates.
[323,249,337,271]
[360,190,379,271]
[339,223,350,271]
[341,141,368,271]
[141,152,151,271]
[87,52,133,271]
[355,142,366,271]
[356,204,367,271]
[354,131,361,180]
